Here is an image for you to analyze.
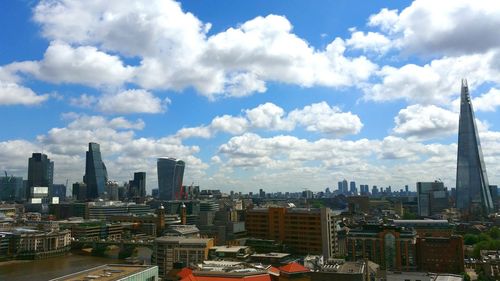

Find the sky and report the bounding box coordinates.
[1,0,500,194]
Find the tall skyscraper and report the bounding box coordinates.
[128,172,146,201]
[27,153,53,200]
[83,142,108,199]
[456,79,494,217]
[349,181,357,194]
[157,158,185,201]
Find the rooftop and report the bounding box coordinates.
[211,246,249,253]
[49,264,157,281]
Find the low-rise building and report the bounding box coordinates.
[153,236,214,278]
[49,264,159,281]
[0,227,71,259]
[208,245,251,260]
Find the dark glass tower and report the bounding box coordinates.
[157,158,185,201]
[128,172,146,200]
[83,142,108,199]
[27,153,54,200]
[456,79,494,217]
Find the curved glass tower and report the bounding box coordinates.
[83,142,108,199]
[157,158,185,200]
[456,79,494,217]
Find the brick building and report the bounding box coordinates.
[416,235,465,274]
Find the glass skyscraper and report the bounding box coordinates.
[83,142,108,199]
[27,153,53,200]
[456,79,494,217]
[157,158,185,201]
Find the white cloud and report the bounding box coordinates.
[393,104,458,140]
[346,31,392,54]
[174,101,363,140]
[0,81,49,105]
[244,102,293,131]
[97,89,169,114]
[288,102,363,136]
[472,88,500,112]
[27,1,378,98]
[364,52,500,105]
[368,0,500,56]
[70,94,98,108]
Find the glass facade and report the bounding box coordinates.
[27,153,53,200]
[157,158,185,201]
[83,143,108,199]
[456,79,494,216]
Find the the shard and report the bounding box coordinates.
[456,79,494,217]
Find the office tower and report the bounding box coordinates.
[157,158,185,201]
[83,143,108,199]
[27,153,54,200]
[417,181,449,217]
[128,172,146,202]
[456,79,494,217]
[372,185,379,195]
[152,188,159,199]
[259,188,265,198]
[50,184,67,199]
[349,181,357,194]
[341,179,348,194]
[72,182,87,201]
[0,175,23,201]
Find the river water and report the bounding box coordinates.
[0,253,120,281]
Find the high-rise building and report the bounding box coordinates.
[83,143,108,199]
[349,181,357,194]
[456,79,494,217]
[27,153,54,200]
[0,175,23,201]
[157,158,185,201]
[417,181,449,217]
[341,179,348,194]
[128,172,146,201]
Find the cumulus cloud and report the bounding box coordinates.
[393,105,458,140]
[368,0,500,56]
[0,81,49,105]
[472,88,500,112]
[174,101,363,139]
[346,30,392,54]
[97,89,170,114]
[8,1,378,100]
[364,52,500,105]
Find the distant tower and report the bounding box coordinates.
[128,172,146,202]
[83,143,108,199]
[157,158,185,201]
[27,153,53,200]
[456,79,494,217]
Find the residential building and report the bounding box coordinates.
[245,207,337,258]
[157,158,185,201]
[456,79,494,217]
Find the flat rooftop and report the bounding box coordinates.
[251,252,290,258]
[49,264,156,281]
[211,245,248,252]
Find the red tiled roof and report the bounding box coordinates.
[181,274,271,281]
[268,266,280,276]
[177,267,193,279]
[278,262,310,273]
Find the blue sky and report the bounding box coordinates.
[1,0,500,193]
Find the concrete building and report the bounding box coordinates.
[245,207,337,258]
[49,264,159,281]
[417,181,449,217]
[153,236,214,278]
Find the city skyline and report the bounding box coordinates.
[1,1,500,193]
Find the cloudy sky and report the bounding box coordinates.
[1,0,500,193]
